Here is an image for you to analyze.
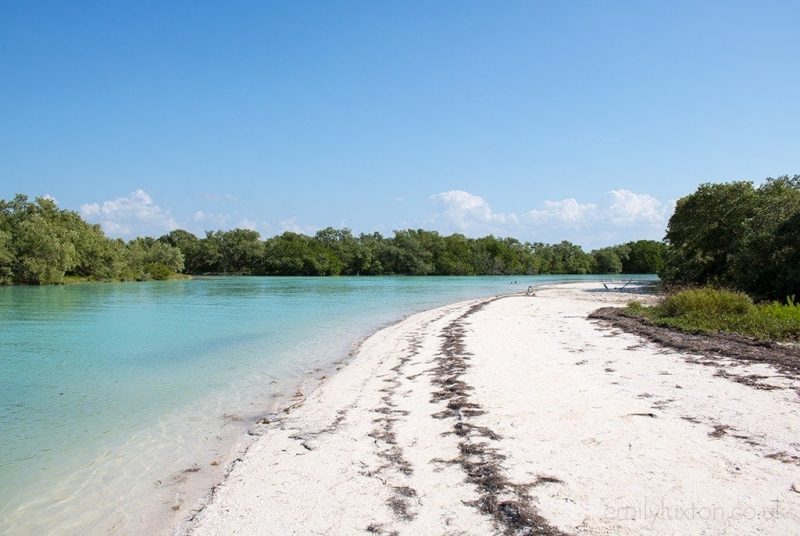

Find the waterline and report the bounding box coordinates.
[0,275,655,535]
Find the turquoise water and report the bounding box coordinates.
[0,275,655,535]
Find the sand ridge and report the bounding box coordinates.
[181,282,800,535]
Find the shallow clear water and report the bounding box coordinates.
[0,275,655,535]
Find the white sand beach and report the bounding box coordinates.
[181,282,800,535]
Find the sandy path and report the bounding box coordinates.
[182,283,800,535]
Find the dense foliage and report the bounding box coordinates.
[155,227,664,277]
[590,240,668,276]
[0,194,666,285]
[0,195,184,284]
[661,175,800,300]
[627,289,800,342]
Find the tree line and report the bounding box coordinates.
[161,227,665,277]
[0,194,665,285]
[2,174,796,300]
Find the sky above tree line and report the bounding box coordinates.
[1,1,798,249]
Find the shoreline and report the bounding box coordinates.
[172,291,520,533]
[174,294,503,534]
[6,276,623,536]
[176,295,501,535]
[178,282,800,535]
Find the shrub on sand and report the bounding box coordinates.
[662,288,754,317]
[625,288,800,341]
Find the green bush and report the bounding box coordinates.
[144,263,174,281]
[747,298,800,340]
[662,288,754,317]
[627,300,644,311]
[626,288,800,341]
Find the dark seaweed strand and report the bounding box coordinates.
[589,308,800,382]
[431,299,570,536]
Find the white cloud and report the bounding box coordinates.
[430,190,518,232]
[80,189,178,238]
[192,210,231,227]
[187,211,270,236]
[79,190,309,239]
[430,188,671,248]
[202,192,239,202]
[526,198,597,224]
[278,216,318,235]
[602,189,666,225]
[237,219,258,231]
[523,189,670,229]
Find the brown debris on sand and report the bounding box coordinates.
[590,307,800,384]
[429,300,569,536]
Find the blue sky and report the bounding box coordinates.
[1,1,798,248]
